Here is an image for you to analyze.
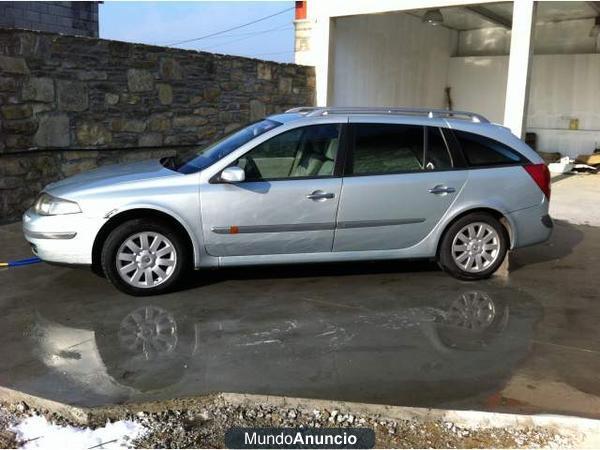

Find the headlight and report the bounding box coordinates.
[33,193,81,216]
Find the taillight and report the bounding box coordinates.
[523,163,551,200]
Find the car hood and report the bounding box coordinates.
[46,159,178,197]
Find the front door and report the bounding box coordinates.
[334,121,468,252]
[201,123,343,257]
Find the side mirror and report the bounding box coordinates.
[220,166,245,183]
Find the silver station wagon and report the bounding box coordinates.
[23,107,553,296]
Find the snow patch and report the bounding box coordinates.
[10,415,146,449]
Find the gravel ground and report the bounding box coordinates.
[0,396,573,449]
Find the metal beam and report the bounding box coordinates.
[465,5,512,28]
[588,1,600,15]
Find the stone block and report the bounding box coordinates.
[148,114,171,132]
[5,135,33,149]
[1,104,32,120]
[0,159,28,176]
[257,62,271,80]
[224,123,241,134]
[0,177,22,190]
[193,107,218,116]
[63,150,99,161]
[159,58,183,80]
[157,83,173,105]
[22,77,54,102]
[2,119,37,134]
[0,56,29,74]
[278,77,292,94]
[197,126,217,140]
[33,114,70,147]
[62,159,97,177]
[138,132,163,147]
[173,116,208,128]
[105,93,119,105]
[120,94,140,105]
[0,77,17,92]
[204,86,221,102]
[32,104,54,115]
[127,68,154,92]
[57,80,88,111]
[78,71,108,81]
[76,122,112,146]
[110,118,146,133]
[249,99,266,121]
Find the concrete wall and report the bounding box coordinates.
[0,29,315,221]
[447,54,600,157]
[330,12,457,108]
[0,1,98,38]
[458,18,600,57]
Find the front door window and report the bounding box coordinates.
[237,124,341,181]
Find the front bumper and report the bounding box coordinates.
[22,209,105,265]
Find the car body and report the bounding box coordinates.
[23,107,552,295]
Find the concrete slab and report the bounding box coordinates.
[550,174,600,226]
[0,217,599,419]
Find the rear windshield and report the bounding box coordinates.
[174,119,281,174]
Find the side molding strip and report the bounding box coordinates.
[211,219,425,234]
[337,218,425,229]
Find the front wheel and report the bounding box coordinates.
[101,219,188,296]
[438,213,508,281]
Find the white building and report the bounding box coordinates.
[294,0,600,157]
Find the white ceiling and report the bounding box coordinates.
[411,1,599,31]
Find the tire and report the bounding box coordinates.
[101,218,188,296]
[438,213,508,281]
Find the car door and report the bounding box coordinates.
[333,118,468,252]
[200,122,344,257]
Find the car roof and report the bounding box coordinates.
[272,107,490,124]
[266,107,542,163]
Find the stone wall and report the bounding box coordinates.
[0,29,315,221]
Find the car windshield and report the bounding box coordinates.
[172,119,281,174]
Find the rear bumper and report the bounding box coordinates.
[507,201,553,249]
[22,209,103,265]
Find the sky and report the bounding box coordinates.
[99,1,296,63]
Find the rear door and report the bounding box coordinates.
[333,118,468,252]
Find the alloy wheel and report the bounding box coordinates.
[451,222,500,273]
[116,231,177,288]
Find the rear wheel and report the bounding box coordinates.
[101,219,188,296]
[438,213,508,280]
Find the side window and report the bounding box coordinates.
[425,127,453,170]
[350,124,424,175]
[453,130,523,167]
[238,124,341,181]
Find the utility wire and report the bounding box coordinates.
[186,22,290,41]
[201,25,292,51]
[166,6,294,47]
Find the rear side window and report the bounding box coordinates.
[348,124,453,175]
[453,130,523,167]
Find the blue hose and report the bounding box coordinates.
[1,257,42,267]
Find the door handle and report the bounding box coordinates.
[306,190,335,201]
[428,185,456,195]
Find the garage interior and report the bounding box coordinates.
[329,1,600,158]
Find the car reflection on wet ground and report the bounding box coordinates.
[0,219,599,418]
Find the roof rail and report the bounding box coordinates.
[284,106,490,123]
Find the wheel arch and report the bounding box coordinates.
[435,207,514,259]
[92,207,198,275]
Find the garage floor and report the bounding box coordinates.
[0,176,599,418]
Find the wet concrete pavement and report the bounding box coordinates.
[0,219,599,418]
